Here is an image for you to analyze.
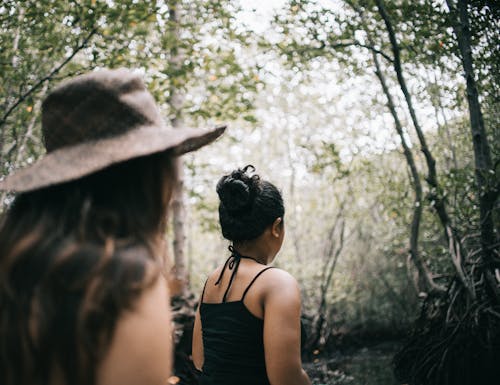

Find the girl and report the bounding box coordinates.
[192,165,311,385]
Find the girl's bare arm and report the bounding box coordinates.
[192,304,204,371]
[263,269,311,385]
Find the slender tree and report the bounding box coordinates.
[371,46,443,294]
[166,0,189,295]
[446,0,499,288]
[375,0,460,252]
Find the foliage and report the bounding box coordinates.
[0,0,156,168]
[0,0,261,182]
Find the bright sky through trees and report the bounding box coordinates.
[234,0,406,160]
[235,0,443,162]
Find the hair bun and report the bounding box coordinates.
[216,165,257,213]
[216,165,284,241]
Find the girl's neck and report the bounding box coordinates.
[232,243,271,265]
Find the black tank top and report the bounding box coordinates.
[199,248,273,385]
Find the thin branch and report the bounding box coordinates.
[13,83,49,167]
[327,40,394,63]
[0,27,98,128]
[341,0,394,64]
[291,39,394,64]
[308,208,346,349]
[319,202,345,287]
[447,226,475,299]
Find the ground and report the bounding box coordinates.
[304,341,401,385]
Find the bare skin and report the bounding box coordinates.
[192,218,311,385]
[97,274,172,385]
[96,164,176,385]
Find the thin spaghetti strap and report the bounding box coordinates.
[222,259,242,303]
[200,279,209,303]
[216,246,269,303]
[241,267,274,301]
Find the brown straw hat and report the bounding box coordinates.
[0,68,226,192]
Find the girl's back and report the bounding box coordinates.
[199,256,274,384]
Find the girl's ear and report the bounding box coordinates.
[271,217,282,238]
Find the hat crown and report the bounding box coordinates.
[42,69,163,152]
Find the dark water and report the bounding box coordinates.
[304,342,400,385]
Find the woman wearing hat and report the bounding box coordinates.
[192,165,311,385]
[0,69,225,385]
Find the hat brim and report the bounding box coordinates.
[0,124,226,192]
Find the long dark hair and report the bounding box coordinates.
[0,151,175,385]
[216,165,284,242]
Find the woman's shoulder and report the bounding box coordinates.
[259,267,302,314]
[265,267,298,284]
[201,263,299,301]
[261,267,300,297]
[204,264,225,284]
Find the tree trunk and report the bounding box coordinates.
[308,206,346,350]
[446,0,499,298]
[168,0,187,295]
[375,0,460,252]
[285,121,302,262]
[371,46,444,294]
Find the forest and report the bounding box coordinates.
[0,0,498,384]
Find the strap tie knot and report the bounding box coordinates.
[214,245,240,286]
[201,245,271,304]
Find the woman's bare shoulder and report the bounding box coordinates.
[98,276,172,385]
[262,267,300,297]
[266,267,298,283]
[204,265,225,285]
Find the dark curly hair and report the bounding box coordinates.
[216,165,284,242]
[0,151,174,385]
